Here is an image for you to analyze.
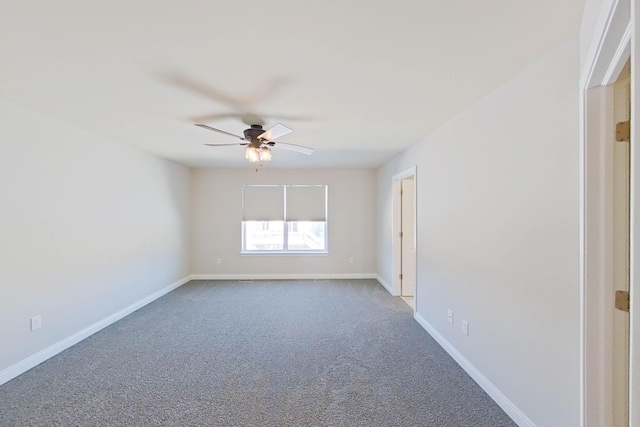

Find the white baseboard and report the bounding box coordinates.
[189,273,378,281]
[375,274,393,294]
[0,276,190,387]
[413,311,535,427]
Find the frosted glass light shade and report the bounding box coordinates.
[245,147,260,162]
[245,146,272,163]
[259,147,272,161]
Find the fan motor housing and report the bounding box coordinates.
[244,124,266,147]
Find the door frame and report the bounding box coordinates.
[581,0,637,424]
[392,166,417,300]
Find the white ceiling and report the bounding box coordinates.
[0,1,584,169]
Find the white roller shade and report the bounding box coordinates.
[243,185,284,221]
[286,185,327,221]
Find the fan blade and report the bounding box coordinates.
[192,113,266,127]
[204,143,248,147]
[270,141,314,155]
[195,124,245,140]
[258,123,292,141]
[165,73,244,110]
[192,112,317,125]
[164,74,292,111]
[260,113,319,122]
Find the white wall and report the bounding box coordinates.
[377,39,580,426]
[191,168,376,277]
[0,100,191,379]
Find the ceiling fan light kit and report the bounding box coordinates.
[245,146,272,163]
[195,122,314,164]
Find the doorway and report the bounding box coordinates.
[582,3,635,422]
[400,177,416,302]
[392,167,417,309]
[611,60,630,427]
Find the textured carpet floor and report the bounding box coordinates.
[0,279,516,426]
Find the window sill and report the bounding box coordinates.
[240,251,329,256]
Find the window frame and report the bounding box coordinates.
[241,185,328,255]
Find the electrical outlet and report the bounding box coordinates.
[462,319,469,336]
[348,258,354,264]
[447,309,453,324]
[216,258,221,265]
[31,315,41,331]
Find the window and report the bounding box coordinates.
[242,185,327,253]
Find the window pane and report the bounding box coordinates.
[285,185,327,221]
[287,221,326,250]
[244,221,284,251]
[242,186,284,221]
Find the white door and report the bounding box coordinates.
[612,59,630,427]
[401,178,415,297]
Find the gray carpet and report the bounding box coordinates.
[0,279,516,426]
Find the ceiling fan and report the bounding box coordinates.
[195,123,314,163]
